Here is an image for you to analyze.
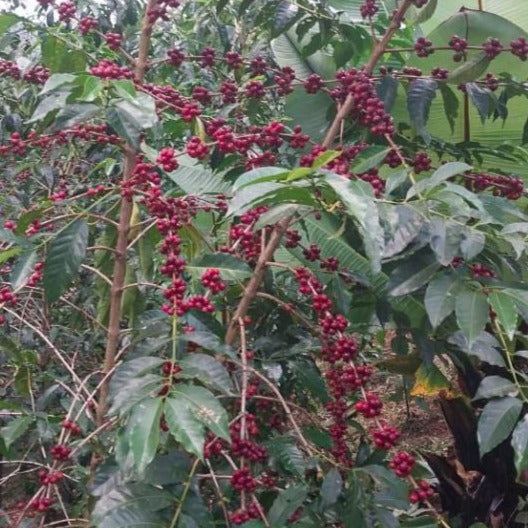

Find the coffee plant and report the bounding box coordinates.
[2,0,528,526]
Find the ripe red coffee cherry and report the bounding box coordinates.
[389,451,415,477]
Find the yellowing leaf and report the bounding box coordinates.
[411,364,454,398]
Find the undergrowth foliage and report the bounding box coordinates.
[2,0,528,527]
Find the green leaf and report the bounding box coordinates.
[428,218,464,266]
[43,219,89,303]
[477,396,523,457]
[92,483,172,528]
[1,416,32,449]
[265,435,307,476]
[321,468,343,507]
[28,92,69,123]
[271,31,334,141]
[448,53,491,85]
[165,385,229,457]
[325,175,383,273]
[128,398,163,474]
[474,376,517,400]
[466,82,493,124]
[0,14,20,37]
[290,359,330,403]
[267,486,308,525]
[166,163,231,195]
[407,161,472,199]
[407,0,437,23]
[41,35,86,73]
[425,274,459,328]
[438,83,459,134]
[350,145,391,174]
[407,78,437,142]
[179,354,234,394]
[106,94,158,147]
[77,75,104,102]
[109,357,165,415]
[10,251,38,290]
[388,251,440,297]
[312,150,341,169]
[488,291,518,340]
[0,247,21,265]
[51,103,100,131]
[187,254,252,281]
[455,288,489,347]
[376,77,399,112]
[233,167,289,191]
[512,415,528,478]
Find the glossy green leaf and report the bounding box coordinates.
[41,35,86,73]
[425,274,459,327]
[165,385,229,457]
[106,93,158,147]
[474,376,517,400]
[407,78,437,142]
[268,486,308,525]
[455,288,489,347]
[10,251,38,290]
[0,14,20,37]
[321,468,343,507]
[488,291,518,339]
[92,483,172,528]
[448,54,490,85]
[166,164,231,195]
[477,396,522,456]
[512,415,528,478]
[466,82,493,124]
[271,31,334,141]
[43,219,89,303]
[407,161,472,199]
[1,416,32,449]
[325,175,383,273]
[128,398,163,474]
[265,435,307,476]
[233,166,289,191]
[388,251,440,297]
[186,254,252,281]
[350,146,391,174]
[179,353,234,394]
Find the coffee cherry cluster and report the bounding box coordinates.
[231,467,257,492]
[38,470,64,485]
[156,147,179,172]
[483,38,503,60]
[372,424,401,450]
[412,152,432,173]
[201,268,226,294]
[146,0,181,23]
[79,16,98,34]
[448,35,468,62]
[470,263,495,279]
[360,0,379,18]
[414,37,433,58]
[409,480,435,504]
[465,172,524,200]
[28,497,54,513]
[511,37,528,61]
[335,69,395,136]
[57,1,76,22]
[50,444,71,461]
[389,451,415,477]
[62,419,82,436]
[105,33,122,50]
